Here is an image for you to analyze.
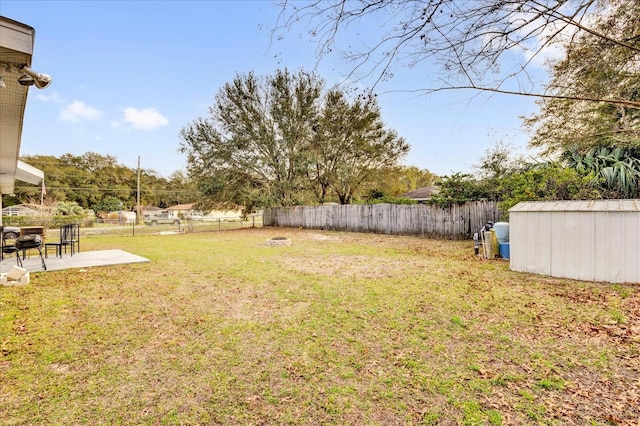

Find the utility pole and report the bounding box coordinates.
[136,156,142,224]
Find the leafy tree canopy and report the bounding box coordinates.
[363,165,437,199]
[179,69,409,209]
[496,163,600,213]
[94,196,124,213]
[428,172,497,207]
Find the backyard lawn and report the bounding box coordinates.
[1,227,638,425]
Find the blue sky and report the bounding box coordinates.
[3,0,548,178]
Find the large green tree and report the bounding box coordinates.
[179,69,408,208]
[180,69,321,210]
[520,2,640,197]
[308,90,409,204]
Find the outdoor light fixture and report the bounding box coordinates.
[18,74,34,86]
[19,65,52,89]
[0,62,52,89]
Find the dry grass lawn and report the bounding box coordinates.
[1,227,638,425]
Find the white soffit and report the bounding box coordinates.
[0,16,43,194]
[15,160,43,185]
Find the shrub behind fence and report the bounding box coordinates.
[263,202,500,239]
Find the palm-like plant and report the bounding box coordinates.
[54,201,84,216]
[563,147,640,198]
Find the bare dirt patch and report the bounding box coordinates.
[279,253,410,279]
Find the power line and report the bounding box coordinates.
[13,186,192,194]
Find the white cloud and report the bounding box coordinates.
[476,5,584,72]
[60,100,101,122]
[36,91,66,103]
[506,5,585,68]
[123,107,169,130]
[514,21,571,67]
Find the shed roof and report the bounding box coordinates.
[509,199,640,212]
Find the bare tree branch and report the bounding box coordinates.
[392,84,640,109]
[273,0,639,108]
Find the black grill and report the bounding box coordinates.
[14,234,46,270]
[15,235,43,250]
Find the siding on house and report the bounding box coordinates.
[167,203,195,218]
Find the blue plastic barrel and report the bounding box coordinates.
[499,242,510,259]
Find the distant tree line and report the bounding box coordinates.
[5,151,436,215]
[4,152,200,214]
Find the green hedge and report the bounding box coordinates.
[1,215,95,229]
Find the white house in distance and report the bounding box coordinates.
[166,203,196,218]
[166,203,242,220]
[1,204,38,217]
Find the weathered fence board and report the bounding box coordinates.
[263,201,500,239]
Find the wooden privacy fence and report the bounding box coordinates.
[263,201,500,239]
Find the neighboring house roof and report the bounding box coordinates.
[167,203,195,210]
[400,186,440,201]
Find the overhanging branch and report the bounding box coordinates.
[388,85,640,110]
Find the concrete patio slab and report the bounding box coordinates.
[0,249,150,273]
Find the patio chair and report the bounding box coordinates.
[45,223,79,258]
[62,223,79,255]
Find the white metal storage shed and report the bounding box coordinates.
[509,200,640,283]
